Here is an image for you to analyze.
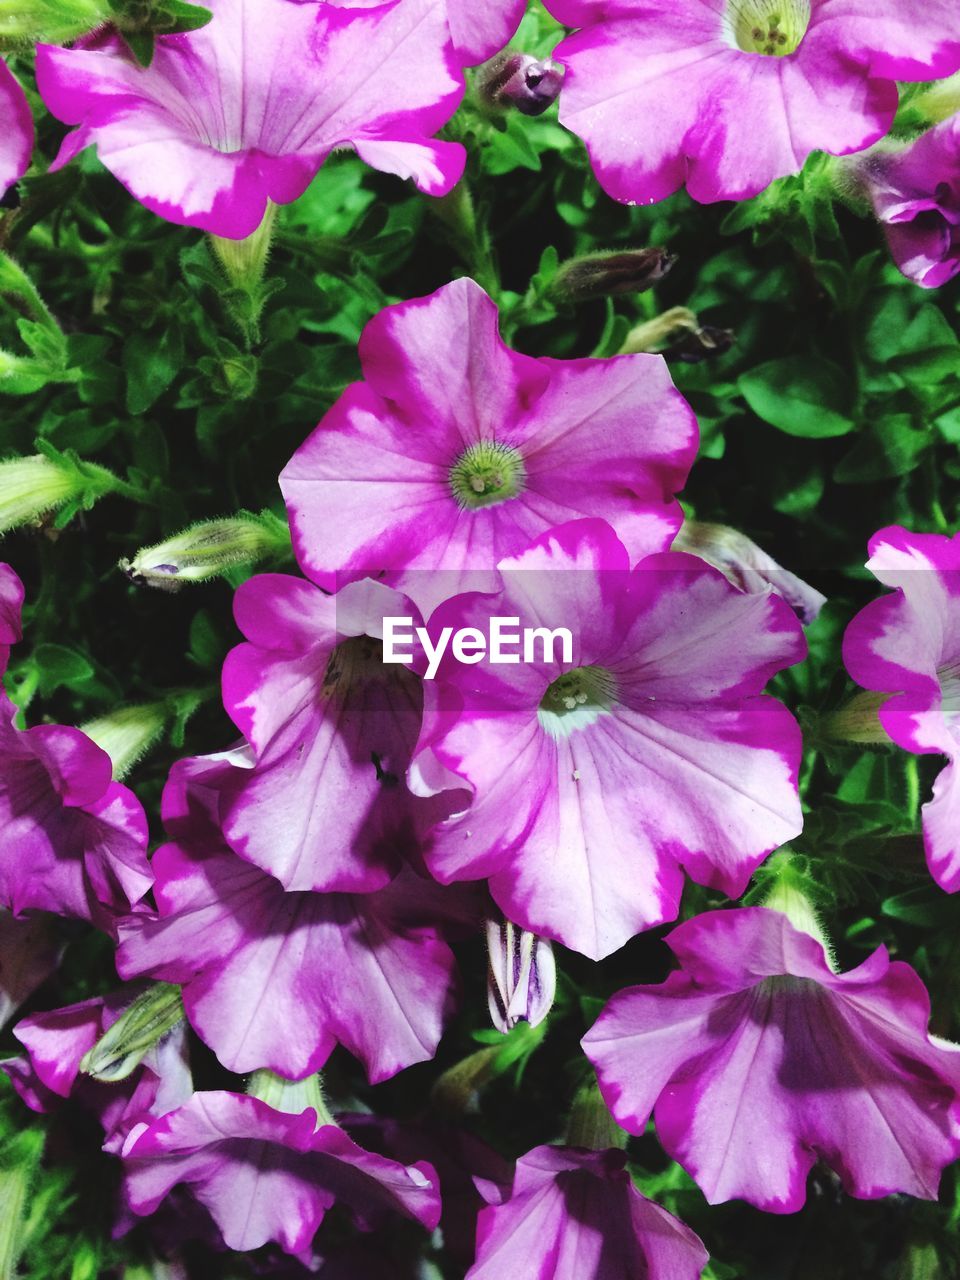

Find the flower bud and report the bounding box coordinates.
[246,1069,335,1128]
[673,520,826,625]
[549,247,675,302]
[620,306,735,361]
[820,689,892,745]
[477,52,564,117]
[119,511,290,591]
[486,918,556,1034]
[0,454,80,533]
[0,0,108,47]
[80,702,168,779]
[80,982,183,1083]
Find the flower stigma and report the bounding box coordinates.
[726,0,810,55]
[449,440,525,510]
[538,666,616,739]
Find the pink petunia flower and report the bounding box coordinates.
[842,526,960,891]
[121,1090,441,1254]
[0,61,33,199]
[220,573,425,893]
[322,0,526,64]
[281,277,698,615]
[583,906,960,1212]
[118,750,470,1081]
[0,910,61,1029]
[543,0,960,205]
[467,1144,708,1279]
[36,0,466,239]
[0,698,153,931]
[3,989,192,1153]
[411,519,805,960]
[857,116,960,288]
[0,562,24,673]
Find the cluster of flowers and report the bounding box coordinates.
[2,0,960,1273]
[4,0,960,280]
[4,266,960,1269]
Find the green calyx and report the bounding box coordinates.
[728,0,810,56]
[449,440,525,510]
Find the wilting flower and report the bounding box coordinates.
[544,0,960,205]
[122,1090,441,1254]
[583,906,960,1211]
[220,573,426,892]
[0,911,61,1029]
[673,520,826,625]
[412,519,805,960]
[0,563,23,676]
[282,278,698,614]
[857,116,960,288]
[842,526,960,892]
[3,989,192,1154]
[468,1144,708,1279]
[476,52,564,116]
[118,751,469,1081]
[0,61,32,198]
[36,0,466,239]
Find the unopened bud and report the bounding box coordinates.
[246,1069,335,1128]
[0,454,80,533]
[486,918,556,1034]
[0,0,108,47]
[620,307,735,361]
[673,520,826,625]
[81,702,168,779]
[80,982,183,1083]
[820,689,892,745]
[119,511,290,591]
[477,52,564,117]
[550,247,675,302]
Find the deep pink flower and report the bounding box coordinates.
[0,62,32,198]
[3,990,192,1153]
[842,526,960,892]
[0,695,152,932]
[281,278,698,614]
[858,116,960,288]
[0,562,24,674]
[36,0,465,239]
[0,910,61,1029]
[468,1144,708,1280]
[122,1091,441,1254]
[220,574,424,893]
[544,0,960,205]
[412,519,805,960]
[583,907,960,1212]
[118,750,467,1081]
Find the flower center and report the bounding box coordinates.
[727,0,810,55]
[537,666,616,739]
[449,441,525,511]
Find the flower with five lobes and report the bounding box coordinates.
[582,906,960,1211]
[0,60,32,199]
[281,277,698,615]
[36,0,467,240]
[857,115,960,289]
[118,749,471,1082]
[543,0,960,205]
[410,519,806,960]
[842,526,960,893]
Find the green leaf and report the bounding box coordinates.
[123,326,184,414]
[833,414,929,483]
[33,643,96,697]
[739,356,855,438]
